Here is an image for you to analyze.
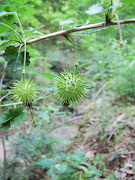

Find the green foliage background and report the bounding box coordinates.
[0,0,135,179]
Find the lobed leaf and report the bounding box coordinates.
[3,46,30,72]
[0,106,27,130]
[1,121,11,130]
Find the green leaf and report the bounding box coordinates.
[0,23,18,35]
[36,71,57,80]
[0,11,15,17]
[55,163,67,173]
[0,23,10,33]
[80,162,95,170]
[10,33,20,42]
[0,13,17,34]
[0,40,10,48]
[0,109,14,123]
[3,46,22,72]
[79,166,90,174]
[35,159,55,167]
[121,0,133,4]
[17,7,27,14]
[77,11,89,24]
[13,112,27,125]
[3,46,30,72]
[14,105,24,114]
[44,62,51,67]
[59,19,74,26]
[0,106,27,130]
[2,15,15,26]
[1,121,11,130]
[27,26,43,35]
[0,57,5,63]
[85,4,104,15]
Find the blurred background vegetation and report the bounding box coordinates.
[0,0,135,179]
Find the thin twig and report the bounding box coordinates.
[0,62,7,114]
[108,129,115,141]
[2,137,6,180]
[0,18,135,56]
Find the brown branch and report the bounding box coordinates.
[0,18,135,56]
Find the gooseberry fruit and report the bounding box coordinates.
[53,70,88,104]
[11,79,38,104]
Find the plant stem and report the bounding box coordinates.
[15,12,24,36]
[23,73,25,81]
[29,108,35,127]
[0,91,10,102]
[18,44,23,53]
[115,13,123,47]
[74,42,79,73]
[2,137,6,180]
[74,42,78,65]
[0,62,7,114]
[0,102,23,107]
[15,12,27,78]
[70,37,79,72]
[22,40,27,78]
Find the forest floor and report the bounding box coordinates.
[67,95,135,180]
[49,93,135,179]
[1,93,135,180]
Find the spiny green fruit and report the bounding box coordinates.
[11,79,38,104]
[54,70,88,104]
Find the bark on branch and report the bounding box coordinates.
[0,18,135,56]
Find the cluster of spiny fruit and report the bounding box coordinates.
[11,70,88,107]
